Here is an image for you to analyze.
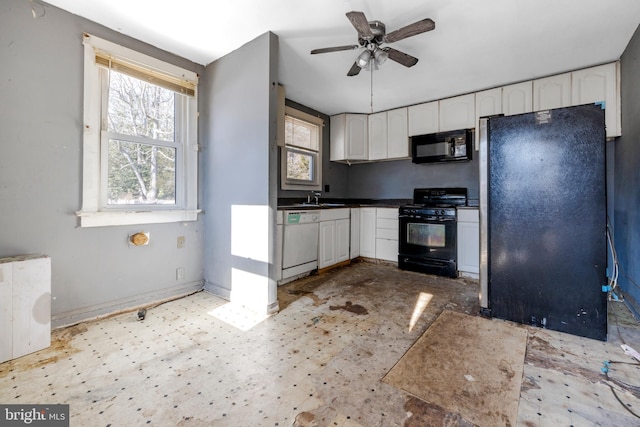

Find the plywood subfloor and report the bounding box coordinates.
[384,310,527,427]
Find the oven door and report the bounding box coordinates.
[398,214,458,277]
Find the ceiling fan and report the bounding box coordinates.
[311,11,435,76]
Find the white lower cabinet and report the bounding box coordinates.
[375,208,399,262]
[457,209,479,275]
[359,208,376,258]
[350,208,360,259]
[336,219,350,263]
[1,255,51,363]
[318,209,351,269]
[359,207,399,261]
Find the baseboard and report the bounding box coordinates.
[204,283,280,316]
[622,291,640,321]
[318,259,351,275]
[204,281,231,300]
[52,280,204,329]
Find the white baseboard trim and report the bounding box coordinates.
[203,283,279,316]
[52,280,204,329]
[204,281,231,300]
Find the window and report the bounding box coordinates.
[281,106,323,190]
[78,34,199,227]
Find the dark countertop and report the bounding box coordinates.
[277,198,410,210]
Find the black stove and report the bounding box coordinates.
[398,188,468,277]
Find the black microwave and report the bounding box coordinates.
[411,129,473,163]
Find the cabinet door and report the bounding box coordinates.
[359,208,376,258]
[318,221,336,269]
[457,221,479,274]
[408,101,439,136]
[368,111,387,160]
[503,81,533,115]
[387,108,409,159]
[476,88,502,120]
[533,73,571,111]
[475,88,502,151]
[350,208,360,259]
[336,218,350,263]
[376,238,398,262]
[571,63,619,137]
[439,93,475,132]
[346,114,368,160]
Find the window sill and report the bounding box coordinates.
[75,209,201,228]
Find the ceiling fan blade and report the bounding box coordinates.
[346,11,374,40]
[385,47,419,67]
[347,62,362,76]
[384,18,435,43]
[310,45,360,54]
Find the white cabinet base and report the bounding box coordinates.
[1,255,51,363]
[457,209,479,276]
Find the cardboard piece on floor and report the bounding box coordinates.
[383,310,527,427]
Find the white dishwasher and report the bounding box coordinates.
[281,210,320,280]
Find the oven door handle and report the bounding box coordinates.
[399,215,455,222]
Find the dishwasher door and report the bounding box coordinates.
[283,222,319,269]
[282,211,320,279]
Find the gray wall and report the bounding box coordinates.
[201,32,279,314]
[347,156,480,203]
[0,1,205,327]
[617,25,640,312]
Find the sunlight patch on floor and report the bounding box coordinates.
[207,302,268,331]
[409,292,433,332]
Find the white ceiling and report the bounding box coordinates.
[45,0,640,116]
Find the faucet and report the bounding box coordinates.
[307,191,321,205]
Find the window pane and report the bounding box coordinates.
[285,116,319,151]
[286,149,314,182]
[107,139,176,205]
[107,70,176,142]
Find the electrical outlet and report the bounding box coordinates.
[176,267,185,281]
[177,236,185,248]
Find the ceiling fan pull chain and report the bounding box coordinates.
[370,62,374,113]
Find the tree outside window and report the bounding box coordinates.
[105,70,179,205]
[282,111,322,190]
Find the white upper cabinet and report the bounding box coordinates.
[476,88,503,119]
[368,111,387,160]
[533,73,572,111]
[330,63,620,164]
[387,108,409,159]
[502,81,533,116]
[571,63,620,137]
[408,101,438,136]
[475,88,502,150]
[439,94,475,131]
[330,113,368,162]
[367,108,409,161]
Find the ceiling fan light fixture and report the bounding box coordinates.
[374,48,388,65]
[356,50,371,68]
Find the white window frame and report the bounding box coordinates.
[281,106,323,191]
[77,34,199,227]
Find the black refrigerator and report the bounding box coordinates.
[479,104,607,341]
